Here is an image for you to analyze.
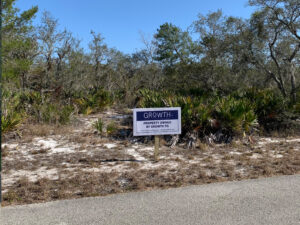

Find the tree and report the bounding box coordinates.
[132,33,163,90]
[248,0,300,103]
[37,11,62,89]
[2,0,38,89]
[154,23,193,66]
[55,30,76,83]
[37,11,77,92]
[192,10,253,93]
[59,39,86,96]
[89,30,108,88]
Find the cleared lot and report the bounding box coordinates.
[2,110,300,206]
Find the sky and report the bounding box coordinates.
[15,0,255,54]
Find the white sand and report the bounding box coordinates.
[104,143,117,149]
[126,148,146,161]
[3,167,59,187]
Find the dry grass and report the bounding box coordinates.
[2,110,300,207]
[22,124,72,137]
[2,145,9,158]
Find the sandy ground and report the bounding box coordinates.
[1,110,300,206]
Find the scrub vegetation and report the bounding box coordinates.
[1,0,300,206]
[2,111,300,206]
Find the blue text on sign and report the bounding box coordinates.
[136,110,178,121]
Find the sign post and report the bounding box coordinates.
[154,136,159,161]
[133,107,181,161]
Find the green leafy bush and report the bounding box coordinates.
[2,90,24,133]
[2,112,23,133]
[59,105,74,124]
[35,102,74,125]
[93,118,104,134]
[137,89,166,108]
[19,93,73,125]
[74,89,114,115]
[293,103,300,114]
[137,89,259,137]
[106,122,118,136]
[214,97,257,134]
[244,88,286,124]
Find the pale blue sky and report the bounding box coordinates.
[16,0,255,54]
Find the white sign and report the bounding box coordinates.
[133,107,181,136]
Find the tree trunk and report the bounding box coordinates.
[290,63,297,104]
[20,72,26,91]
[277,80,287,99]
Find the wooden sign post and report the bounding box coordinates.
[154,136,160,161]
[133,107,181,162]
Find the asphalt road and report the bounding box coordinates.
[1,175,300,225]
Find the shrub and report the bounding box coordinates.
[74,89,113,115]
[28,96,74,125]
[137,89,258,137]
[2,89,24,133]
[293,103,300,114]
[243,88,286,124]
[59,105,74,124]
[137,89,166,108]
[93,118,104,134]
[2,112,23,133]
[106,122,118,136]
[214,97,257,135]
[193,104,212,134]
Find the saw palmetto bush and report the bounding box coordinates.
[2,112,23,134]
[214,97,257,135]
[137,89,258,138]
[137,89,166,108]
[74,89,114,115]
[1,90,26,133]
[18,91,74,125]
[31,100,74,125]
[233,88,290,132]
[243,89,286,123]
[2,90,24,133]
[172,96,212,134]
[137,89,211,133]
[193,103,212,134]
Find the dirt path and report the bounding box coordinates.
[2,110,300,206]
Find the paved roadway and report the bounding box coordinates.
[1,175,300,225]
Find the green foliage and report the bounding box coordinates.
[106,122,118,136]
[2,0,38,84]
[138,89,210,134]
[293,103,300,115]
[74,89,113,115]
[292,91,300,114]
[2,89,24,133]
[2,0,299,137]
[138,89,259,136]
[1,112,23,134]
[242,89,286,125]
[214,97,257,134]
[137,89,167,108]
[59,105,74,124]
[154,22,192,65]
[16,91,74,125]
[93,118,104,134]
[193,104,212,132]
[32,101,73,125]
